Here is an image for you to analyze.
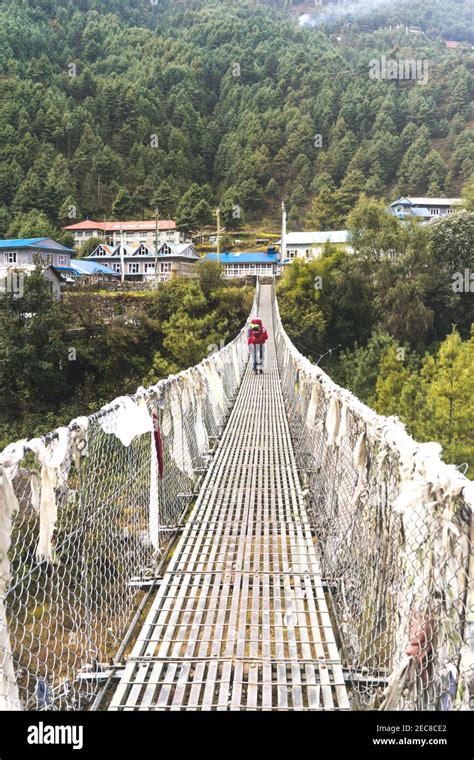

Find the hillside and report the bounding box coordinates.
[0,0,472,238]
[266,0,474,43]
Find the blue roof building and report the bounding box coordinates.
[204,249,280,278]
[389,197,462,222]
[0,237,74,274]
[69,259,119,277]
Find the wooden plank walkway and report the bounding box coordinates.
[109,285,349,711]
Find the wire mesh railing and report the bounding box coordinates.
[0,284,259,711]
[273,288,473,711]
[1,278,472,712]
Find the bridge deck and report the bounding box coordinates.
[109,285,349,711]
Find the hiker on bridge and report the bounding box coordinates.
[247,317,268,374]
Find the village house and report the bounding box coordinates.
[278,231,352,263]
[0,238,74,275]
[204,249,281,278]
[43,259,119,299]
[389,197,462,221]
[0,238,120,299]
[86,241,200,282]
[63,219,185,249]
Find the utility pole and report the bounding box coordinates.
[120,225,125,285]
[215,207,221,265]
[281,201,287,263]
[154,206,159,284]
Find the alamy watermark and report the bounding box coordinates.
[396,347,406,362]
[207,338,226,355]
[0,271,25,299]
[452,268,474,293]
[27,721,83,750]
[369,55,429,85]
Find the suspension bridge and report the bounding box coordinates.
[0,283,472,711]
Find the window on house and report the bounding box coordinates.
[5,251,17,263]
[128,262,140,274]
[160,261,171,273]
[112,263,121,273]
[430,208,440,216]
[161,245,171,255]
[145,262,155,273]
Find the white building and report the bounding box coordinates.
[390,197,462,222]
[63,219,184,249]
[0,237,73,274]
[278,231,352,263]
[86,241,200,282]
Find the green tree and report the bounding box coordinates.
[196,259,224,298]
[347,196,402,266]
[277,258,327,359]
[0,269,71,423]
[176,184,214,232]
[7,210,59,240]
[333,333,400,404]
[0,206,12,236]
[12,171,43,214]
[265,178,279,212]
[461,175,474,211]
[417,329,474,468]
[143,351,179,386]
[112,188,134,219]
[58,195,80,225]
[151,180,176,218]
[428,210,474,337]
[333,169,365,224]
[77,236,105,259]
[423,150,446,194]
[373,344,421,424]
[373,267,434,349]
[305,185,339,230]
[219,190,243,231]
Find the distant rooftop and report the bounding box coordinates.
[277,231,350,245]
[85,241,198,259]
[205,251,280,264]
[390,197,462,207]
[0,237,74,252]
[70,259,120,276]
[159,242,199,259]
[64,219,176,232]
